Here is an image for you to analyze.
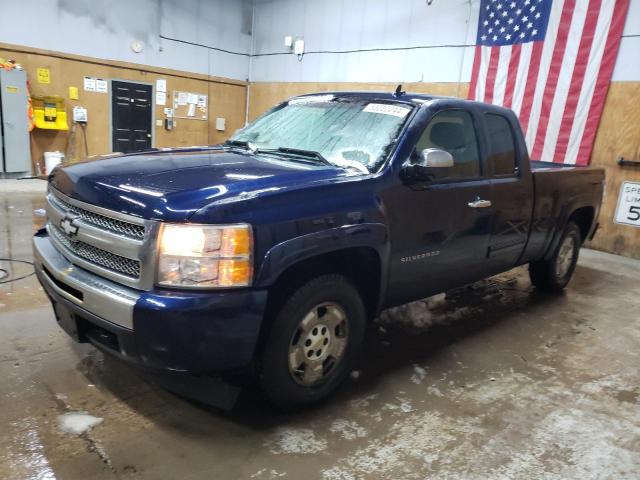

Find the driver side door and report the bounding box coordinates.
[385,108,493,306]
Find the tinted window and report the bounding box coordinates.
[486,114,517,176]
[415,110,480,179]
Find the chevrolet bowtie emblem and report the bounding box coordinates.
[60,215,79,236]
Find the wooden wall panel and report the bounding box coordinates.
[586,82,640,259]
[0,43,247,171]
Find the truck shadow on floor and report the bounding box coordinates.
[76,264,602,429]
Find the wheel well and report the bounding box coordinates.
[568,207,595,242]
[264,247,382,323]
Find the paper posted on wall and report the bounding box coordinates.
[95,79,108,94]
[156,91,166,106]
[83,77,96,92]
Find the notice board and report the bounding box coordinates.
[172,90,208,121]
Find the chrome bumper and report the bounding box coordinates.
[33,234,139,330]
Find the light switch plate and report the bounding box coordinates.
[215,117,226,131]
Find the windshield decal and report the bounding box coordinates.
[363,103,410,118]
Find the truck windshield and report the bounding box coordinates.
[229,97,413,173]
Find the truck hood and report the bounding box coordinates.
[50,148,351,222]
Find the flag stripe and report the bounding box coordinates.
[503,43,522,108]
[484,47,501,103]
[475,46,492,101]
[518,40,544,136]
[524,0,567,149]
[493,46,513,106]
[530,0,577,160]
[575,0,630,164]
[565,0,617,164]
[511,41,533,117]
[553,0,602,163]
[540,0,589,162]
[468,45,483,100]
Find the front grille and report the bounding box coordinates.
[49,193,145,240]
[49,224,141,279]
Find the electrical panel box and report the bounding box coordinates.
[0,69,31,176]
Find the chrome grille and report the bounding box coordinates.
[49,192,145,240]
[49,224,141,279]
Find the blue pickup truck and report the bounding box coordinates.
[34,91,604,409]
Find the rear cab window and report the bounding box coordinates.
[485,113,518,177]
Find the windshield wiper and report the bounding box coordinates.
[258,147,334,167]
[224,140,258,152]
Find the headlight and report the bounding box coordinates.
[157,223,252,288]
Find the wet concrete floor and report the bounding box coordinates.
[1,188,639,479]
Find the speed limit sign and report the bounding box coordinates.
[614,181,640,227]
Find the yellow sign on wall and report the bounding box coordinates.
[69,86,79,100]
[37,67,51,84]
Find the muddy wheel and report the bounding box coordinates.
[529,222,582,292]
[258,274,366,410]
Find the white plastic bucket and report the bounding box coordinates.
[44,151,64,174]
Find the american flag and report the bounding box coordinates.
[468,0,630,165]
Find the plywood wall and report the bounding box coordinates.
[586,82,640,259]
[0,43,247,172]
[248,81,640,259]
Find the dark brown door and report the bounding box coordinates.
[111,81,152,153]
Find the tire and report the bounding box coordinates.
[258,274,366,410]
[529,221,582,292]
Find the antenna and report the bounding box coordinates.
[394,84,405,97]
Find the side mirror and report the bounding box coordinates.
[403,148,454,181]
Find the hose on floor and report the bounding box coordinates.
[0,258,35,284]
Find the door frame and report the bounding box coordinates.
[108,79,155,153]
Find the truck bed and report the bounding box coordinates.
[523,161,604,263]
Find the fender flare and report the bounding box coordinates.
[254,223,390,306]
[543,197,596,260]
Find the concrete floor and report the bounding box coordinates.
[1,188,639,480]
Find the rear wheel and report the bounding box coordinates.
[529,222,582,292]
[258,274,366,410]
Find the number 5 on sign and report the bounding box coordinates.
[614,181,640,227]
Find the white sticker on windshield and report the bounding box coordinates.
[363,103,410,118]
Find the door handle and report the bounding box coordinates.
[468,198,492,209]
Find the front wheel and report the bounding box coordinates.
[258,274,366,410]
[529,222,582,292]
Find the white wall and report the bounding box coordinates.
[0,0,252,81]
[1,0,638,83]
[612,0,640,81]
[250,0,640,83]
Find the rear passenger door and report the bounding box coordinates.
[484,113,534,272]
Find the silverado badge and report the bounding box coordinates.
[60,215,79,237]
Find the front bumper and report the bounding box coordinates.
[33,230,268,374]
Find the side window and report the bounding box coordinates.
[486,114,517,176]
[415,110,480,179]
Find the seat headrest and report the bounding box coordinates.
[429,122,467,151]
